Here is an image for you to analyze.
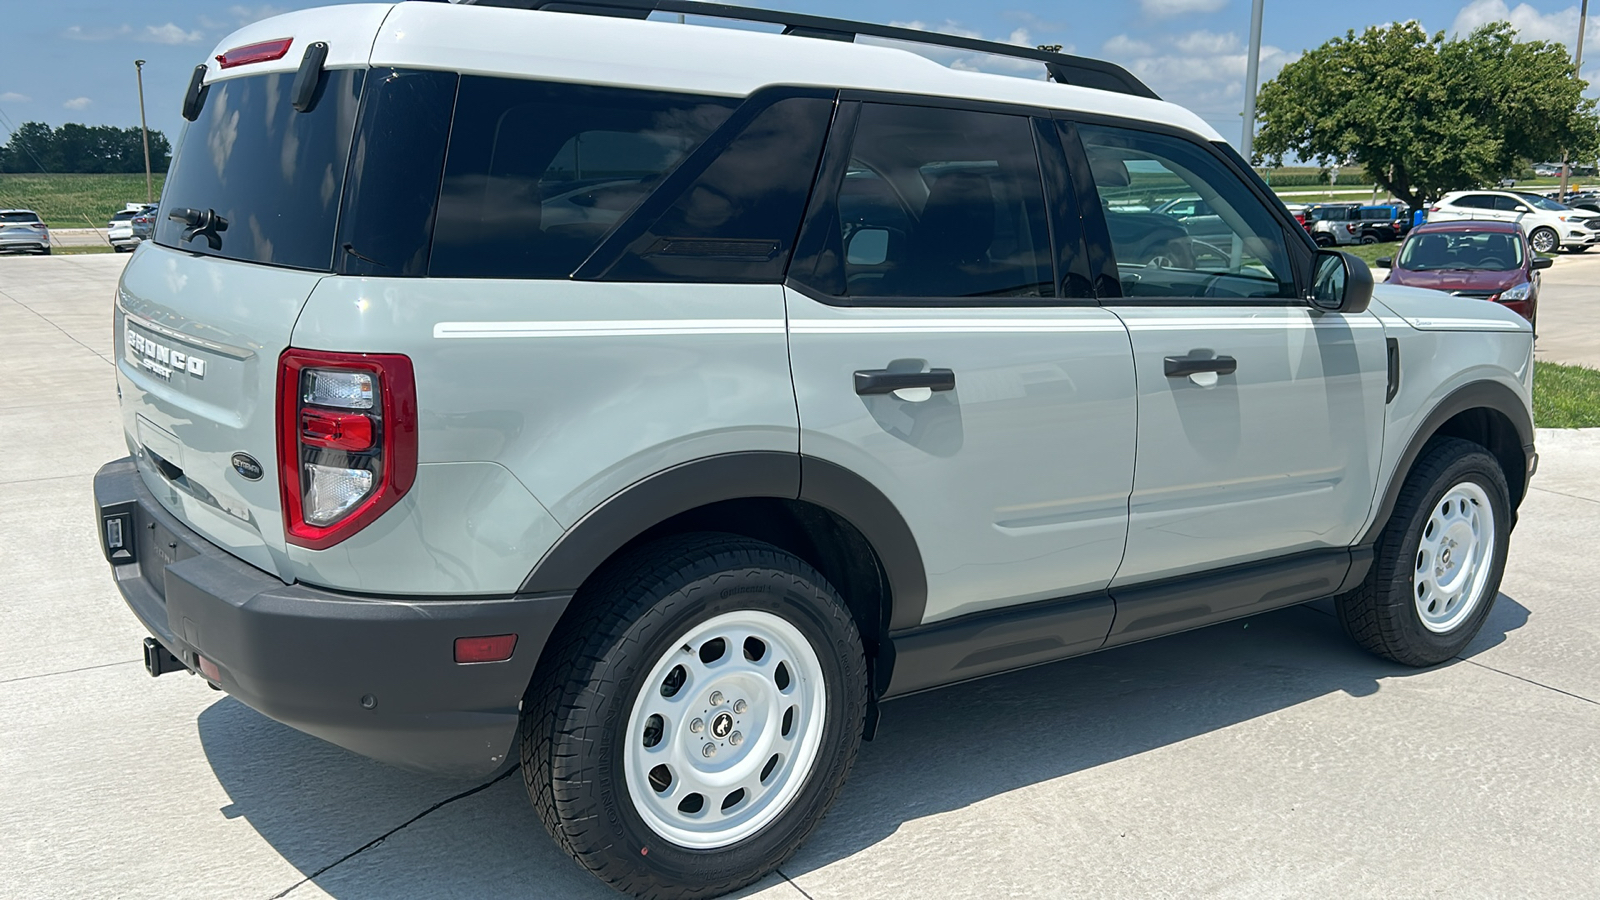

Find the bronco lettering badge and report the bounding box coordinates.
[126,331,206,381]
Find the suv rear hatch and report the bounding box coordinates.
[116,9,388,578]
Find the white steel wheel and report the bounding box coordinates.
[1413,482,1496,633]
[623,609,827,850]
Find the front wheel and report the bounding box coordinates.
[522,535,867,899]
[1336,438,1510,666]
[1529,227,1559,254]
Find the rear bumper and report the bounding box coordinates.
[94,457,571,778]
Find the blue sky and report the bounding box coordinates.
[1,0,1597,152]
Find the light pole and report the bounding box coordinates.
[1560,0,1588,200]
[1240,0,1265,164]
[134,59,152,205]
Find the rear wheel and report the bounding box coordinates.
[1529,227,1559,254]
[1336,438,1510,666]
[521,534,867,899]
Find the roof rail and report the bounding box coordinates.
[455,0,1161,100]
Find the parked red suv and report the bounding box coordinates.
[1379,220,1548,327]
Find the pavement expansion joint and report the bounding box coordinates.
[778,868,818,899]
[0,658,139,686]
[268,765,523,899]
[1529,485,1600,506]
[0,283,118,366]
[1456,657,1600,708]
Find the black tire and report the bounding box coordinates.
[1529,227,1559,255]
[521,534,867,900]
[1313,233,1335,248]
[1336,438,1511,666]
[1359,233,1378,245]
[40,247,51,255]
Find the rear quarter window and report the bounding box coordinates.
[428,78,740,279]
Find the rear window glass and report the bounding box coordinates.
[429,78,739,279]
[155,69,365,271]
[0,212,41,223]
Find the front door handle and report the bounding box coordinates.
[854,368,956,395]
[1163,354,1237,378]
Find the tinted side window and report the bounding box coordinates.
[826,104,1053,300]
[1455,195,1495,209]
[1492,195,1528,212]
[337,69,458,277]
[1078,123,1295,300]
[429,78,738,279]
[155,69,365,271]
[599,95,834,283]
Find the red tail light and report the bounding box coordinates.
[277,349,416,550]
[217,38,294,69]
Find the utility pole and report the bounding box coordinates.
[1561,0,1589,200]
[134,59,152,205]
[1240,0,1265,164]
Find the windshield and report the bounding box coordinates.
[1517,193,1570,212]
[155,69,364,271]
[1398,231,1525,271]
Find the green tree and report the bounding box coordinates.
[1,122,170,174]
[1254,21,1600,211]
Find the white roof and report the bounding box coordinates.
[204,2,1221,143]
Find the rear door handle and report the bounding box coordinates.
[1163,354,1237,378]
[854,368,956,395]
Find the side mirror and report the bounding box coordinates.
[1375,257,1393,268]
[1532,257,1554,270]
[846,227,890,266]
[1311,250,1374,314]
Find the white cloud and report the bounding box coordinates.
[1140,0,1229,17]
[1103,35,1155,57]
[63,97,92,111]
[142,23,204,44]
[0,92,30,103]
[230,5,289,25]
[1451,0,1597,45]
[1174,30,1241,55]
[63,22,203,44]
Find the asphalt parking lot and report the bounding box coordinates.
[2,251,1599,899]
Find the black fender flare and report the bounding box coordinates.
[1360,379,1533,545]
[518,452,929,630]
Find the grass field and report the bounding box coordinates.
[1534,362,1600,428]
[0,173,164,229]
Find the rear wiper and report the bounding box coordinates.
[168,207,227,250]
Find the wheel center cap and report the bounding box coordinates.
[711,712,734,739]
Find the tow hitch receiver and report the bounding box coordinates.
[143,637,187,677]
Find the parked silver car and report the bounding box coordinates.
[0,209,51,254]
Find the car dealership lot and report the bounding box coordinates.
[2,252,1599,899]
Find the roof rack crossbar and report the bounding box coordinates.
[457,0,1161,100]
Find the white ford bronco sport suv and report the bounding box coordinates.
[94,2,1536,896]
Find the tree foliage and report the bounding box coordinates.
[0,122,170,174]
[1254,22,1600,210]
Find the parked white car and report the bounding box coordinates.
[1427,190,1600,254]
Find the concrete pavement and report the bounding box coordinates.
[2,252,1599,899]
[1532,252,1600,367]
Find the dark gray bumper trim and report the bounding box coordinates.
[94,457,572,778]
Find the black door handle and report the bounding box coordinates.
[854,368,956,395]
[1163,354,1237,378]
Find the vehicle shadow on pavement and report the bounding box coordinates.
[196,593,1528,899]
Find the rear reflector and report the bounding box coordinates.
[455,634,518,664]
[216,38,293,69]
[299,408,374,451]
[197,655,221,682]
